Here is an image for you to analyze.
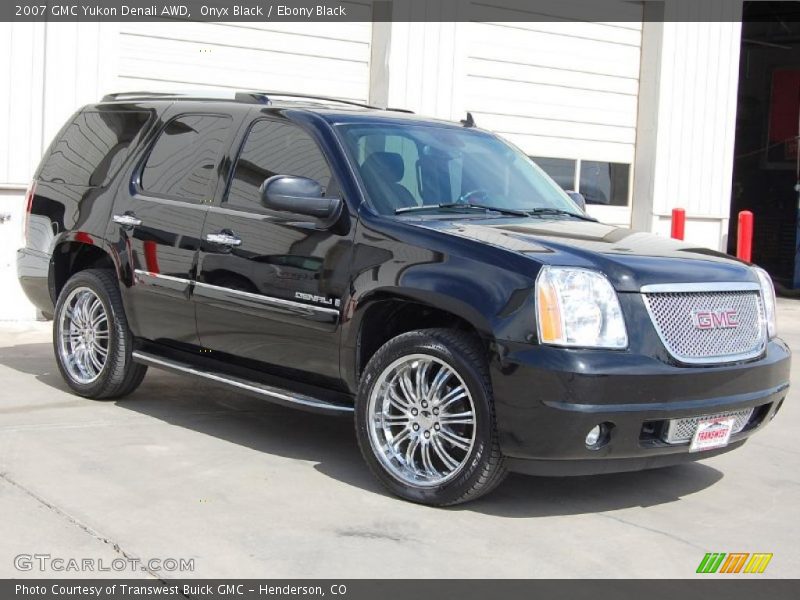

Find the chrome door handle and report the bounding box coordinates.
[205,232,242,247]
[113,213,142,228]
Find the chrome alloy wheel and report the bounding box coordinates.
[57,286,110,384]
[367,354,477,488]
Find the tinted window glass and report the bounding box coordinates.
[353,133,423,204]
[339,124,576,216]
[530,157,576,191]
[579,161,630,206]
[142,114,231,202]
[40,110,150,186]
[227,120,333,210]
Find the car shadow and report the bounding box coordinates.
[0,341,724,518]
[0,340,72,392]
[463,464,723,518]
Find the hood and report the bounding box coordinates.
[409,217,758,292]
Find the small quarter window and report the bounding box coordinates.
[141,114,232,203]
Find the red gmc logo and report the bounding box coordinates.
[691,309,740,330]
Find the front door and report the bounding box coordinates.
[111,111,236,346]
[195,117,352,383]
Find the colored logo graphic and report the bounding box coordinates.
[691,308,740,330]
[696,553,773,574]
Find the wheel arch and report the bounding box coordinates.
[345,288,496,389]
[49,235,120,304]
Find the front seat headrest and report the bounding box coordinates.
[361,152,405,183]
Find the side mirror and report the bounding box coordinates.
[566,190,586,212]
[260,175,343,228]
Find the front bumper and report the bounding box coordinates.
[491,339,791,476]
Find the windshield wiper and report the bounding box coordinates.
[526,207,597,222]
[395,203,529,217]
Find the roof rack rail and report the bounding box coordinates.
[101,90,237,102]
[102,89,378,108]
[102,91,178,101]
[100,90,413,113]
[233,90,382,110]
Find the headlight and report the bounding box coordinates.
[536,266,628,348]
[754,267,777,338]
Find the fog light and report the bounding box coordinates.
[585,422,613,449]
[585,425,602,447]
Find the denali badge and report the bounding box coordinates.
[295,292,341,307]
[691,308,740,330]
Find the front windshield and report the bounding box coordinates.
[337,123,579,216]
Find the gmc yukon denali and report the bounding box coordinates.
[17,91,791,505]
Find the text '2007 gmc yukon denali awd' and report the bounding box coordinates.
[17,91,791,505]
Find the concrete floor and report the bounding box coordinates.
[1,301,798,579]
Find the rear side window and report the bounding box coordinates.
[226,120,333,210]
[39,110,150,187]
[141,114,232,203]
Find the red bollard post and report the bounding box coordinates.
[143,240,160,274]
[737,210,754,262]
[671,208,686,240]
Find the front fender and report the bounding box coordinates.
[340,248,540,391]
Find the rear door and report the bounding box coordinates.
[195,116,352,383]
[110,109,237,346]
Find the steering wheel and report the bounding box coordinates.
[458,189,491,204]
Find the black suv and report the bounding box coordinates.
[17,91,791,505]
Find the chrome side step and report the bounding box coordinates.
[132,351,353,415]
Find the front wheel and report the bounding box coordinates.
[355,329,506,506]
[54,269,147,399]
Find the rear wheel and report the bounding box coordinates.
[355,329,506,505]
[54,269,146,399]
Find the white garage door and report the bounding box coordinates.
[115,21,372,102]
[463,16,643,226]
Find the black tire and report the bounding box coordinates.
[53,269,147,399]
[355,328,506,506]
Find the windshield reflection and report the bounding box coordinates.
[337,123,580,216]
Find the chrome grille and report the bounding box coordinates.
[642,289,765,364]
[662,408,754,444]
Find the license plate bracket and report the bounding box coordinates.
[690,416,736,452]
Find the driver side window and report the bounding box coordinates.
[355,134,423,207]
[226,119,334,211]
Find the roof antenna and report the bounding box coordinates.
[460,112,476,128]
